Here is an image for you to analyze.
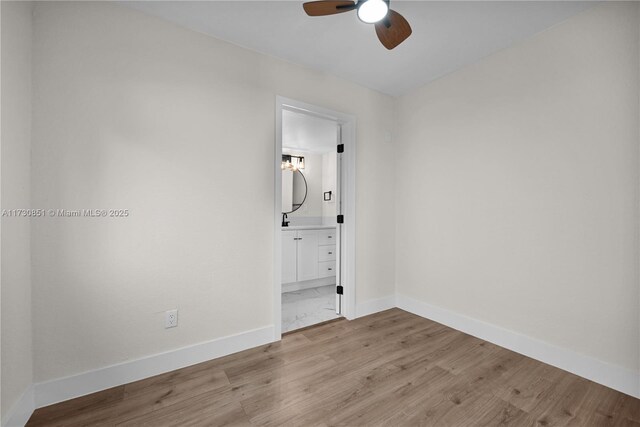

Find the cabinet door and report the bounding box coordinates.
[281,231,297,284]
[296,230,319,281]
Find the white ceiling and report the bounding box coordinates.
[125,1,594,96]
[282,109,338,153]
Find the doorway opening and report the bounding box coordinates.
[274,97,356,339]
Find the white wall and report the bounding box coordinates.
[1,0,34,422]
[396,1,639,376]
[322,152,337,223]
[282,150,337,225]
[284,151,323,222]
[31,1,395,383]
[282,109,337,153]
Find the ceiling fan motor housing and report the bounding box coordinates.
[356,0,390,24]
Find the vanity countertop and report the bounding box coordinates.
[281,225,336,231]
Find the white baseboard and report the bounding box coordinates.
[33,325,275,409]
[2,385,35,427]
[29,293,394,412]
[396,294,640,399]
[355,295,396,318]
[7,294,638,424]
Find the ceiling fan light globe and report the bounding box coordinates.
[357,0,388,24]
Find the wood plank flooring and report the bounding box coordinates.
[27,309,640,426]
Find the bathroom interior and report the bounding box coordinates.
[281,109,341,333]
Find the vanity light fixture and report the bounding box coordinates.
[281,155,305,171]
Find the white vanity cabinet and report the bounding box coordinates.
[282,227,336,288]
[296,230,320,281]
[317,230,336,279]
[281,231,298,284]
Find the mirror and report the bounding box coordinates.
[282,169,308,214]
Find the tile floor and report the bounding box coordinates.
[281,285,339,333]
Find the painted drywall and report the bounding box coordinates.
[1,0,34,422]
[282,109,337,154]
[31,1,395,383]
[396,1,639,374]
[321,152,337,223]
[282,150,336,225]
[283,152,323,222]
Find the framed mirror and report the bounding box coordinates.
[282,169,308,214]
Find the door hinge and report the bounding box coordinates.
[337,144,344,153]
[336,285,344,295]
[337,215,344,224]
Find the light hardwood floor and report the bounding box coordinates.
[27,309,639,426]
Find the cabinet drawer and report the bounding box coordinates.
[318,261,336,278]
[318,245,336,262]
[318,229,336,245]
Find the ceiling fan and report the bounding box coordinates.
[302,0,412,50]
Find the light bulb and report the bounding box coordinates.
[357,0,388,24]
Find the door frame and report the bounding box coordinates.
[274,96,357,340]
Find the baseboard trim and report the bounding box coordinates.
[30,293,395,411]
[2,385,35,427]
[33,325,275,409]
[396,294,640,399]
[10,295,639,420]
[355,295,396,318]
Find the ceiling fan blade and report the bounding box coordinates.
[374,9,412,50]
[303,1,356,16]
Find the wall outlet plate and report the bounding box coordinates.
[165,309,178,328]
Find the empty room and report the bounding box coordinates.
[1,0,639,425]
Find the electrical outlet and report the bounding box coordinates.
[165,309,178,329]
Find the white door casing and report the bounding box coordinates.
[274,96,357,340]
